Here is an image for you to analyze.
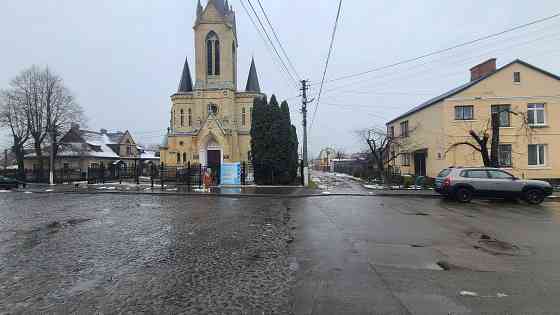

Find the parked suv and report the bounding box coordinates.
[435,167,553,204]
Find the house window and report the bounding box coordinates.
[206,32,220,76]
[183,153,187,163]
[208,103,219,115]
[177,153,181,164]
[401,153,411,166]
[242,107,246,126]
[180,109,185,127]
[491,105,511,127]
[528,104,546,126]
[188,108,192,127]
[514,72,521,83]
[528,144,546,166]
[454,105,474,120]
[389,126,395,138]
[400,121,409,137]
[498,144,512,167]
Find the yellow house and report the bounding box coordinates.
[386,58,560,180]
[160,0,264,169]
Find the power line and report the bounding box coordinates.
[243,0,298,86]
[238,0,297,89]
[313,31,560,98]
[310,0,343,130]
[255,0,301,80]
[322,12,560,84]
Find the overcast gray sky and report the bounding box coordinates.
[1,0,559,156]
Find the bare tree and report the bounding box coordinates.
[0,91,30,179]
[447,109,529,167]
[358,127,417,187]
[6,66,84,178]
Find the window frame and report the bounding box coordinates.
[491,104,511,127]
[513,72,521,83]
[528,144,547,167]
[400,121,409,138]
[180,109,185,127]
[242,107,246,126]
[454,105,474,121]
[206,32,220,76]
[527,103,546,126]
[188,108,192,127]
[497,144,513,168]
[401,152,411,166]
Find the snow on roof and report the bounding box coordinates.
[140,151,160,160]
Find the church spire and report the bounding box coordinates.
[197,0,203,17]
[178,56,193,93]
[245,58,261,93]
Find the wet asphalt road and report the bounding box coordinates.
[3,172,560,314]
[0,193,294,314]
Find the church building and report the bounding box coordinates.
[160,0,264,170]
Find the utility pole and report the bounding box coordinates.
[4,149,7,171]
[300,80,311,186]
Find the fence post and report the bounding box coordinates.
[150,164,154,188]
[198,164,202,188]
[187,161,191,192]
[241,162,246,186]
[160,163,165,190]
[136,161,140,185]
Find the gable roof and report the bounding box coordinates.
[386,59,560,125]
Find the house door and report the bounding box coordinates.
[414,151,427,177]
[207,150,221,184]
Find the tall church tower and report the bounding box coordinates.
[160,0,264,171]
[194,0,238,90]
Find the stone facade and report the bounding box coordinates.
[160,0,264,168]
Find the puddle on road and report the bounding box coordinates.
[15,218,94,250]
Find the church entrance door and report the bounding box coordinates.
[207,150,221,185]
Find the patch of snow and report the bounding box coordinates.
[45,189,54,192]
[321,191,331,195]
[364,184,385,190]
[0,190,11,193]
[459,291,478,297]
[24,191,33,194]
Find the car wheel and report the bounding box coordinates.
[525,189,545,205]
[455,187,473,203]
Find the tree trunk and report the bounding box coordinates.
[33,140,44,180]
[490,112,500,167]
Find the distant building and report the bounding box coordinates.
[160,0,265,172]
[24,124,159,172]
[386,59,560,180]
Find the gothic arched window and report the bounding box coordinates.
[206,32,220,76]
[242,107,246,126]
[188,108,192,127]
[180,109,185,127]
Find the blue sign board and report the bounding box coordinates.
[221,163,241,185]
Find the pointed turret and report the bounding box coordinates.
[245,58,261,93]
[208,0,228,15]
[178,56,193,93]
[197,0,203,17]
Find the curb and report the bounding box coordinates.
[17,190,443,199]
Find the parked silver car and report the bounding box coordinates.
[435,167,553,204]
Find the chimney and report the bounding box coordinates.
[100,129,108,134]
[470,58,497,82]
